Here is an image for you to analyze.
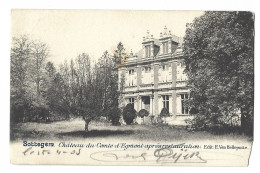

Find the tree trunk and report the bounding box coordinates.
[84,119,91,132]
[241,106,253,137]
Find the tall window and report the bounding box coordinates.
[181,94,189,114]
[145,66,151,72]
[145,45,151,57]
[129,69,134,75]
[129,98,134,107]
[162,95,169,110]
[162,41,168,54]
[142,66,152,84]
[162,64,166,70]
[160,64,171,83]
[128,69,135,86]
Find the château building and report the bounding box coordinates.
[118,27,191,124]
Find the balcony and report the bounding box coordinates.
[158,82,172,89]
[176,80,187,87]
[124,85,137,92]
[139,84,154,90]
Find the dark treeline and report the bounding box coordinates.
[10,35,127,131]
[183,11,254,136]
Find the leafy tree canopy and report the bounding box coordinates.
[183,11,254,135]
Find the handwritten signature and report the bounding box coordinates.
[90,148,207,163]
[22,147,81,156]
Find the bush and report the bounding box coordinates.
[189,107,199,115]
[123,103,137,125]
[108,107,121,126]
[160,108,170,117]
[138,109,149,124]
[138,109,149,118]
[160,108,170,123]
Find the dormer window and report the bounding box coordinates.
[129,69,134,75]
[144,66,151,72]
[162,65,166,70]
[162,41,168,54]
[145,45,151,57]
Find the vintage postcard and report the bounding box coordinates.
[10,10,254,166]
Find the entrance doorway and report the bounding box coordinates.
[141,96,150,112]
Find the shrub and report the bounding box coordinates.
[138,109,149,124]
[138,109,149,118]
[189,107,199,115]
[160,108,170,123]
[108,107,121,126]
[123,103,137,125]
[149,115,155,124]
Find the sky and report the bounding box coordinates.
[11,10,204,66]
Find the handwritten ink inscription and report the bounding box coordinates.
[90,148,207,164]
[21,145,246,164]
[22,146,206,164]
[22,147,81,156]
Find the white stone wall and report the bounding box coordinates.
[176,95,182,115]
[158,64,172,83]
[177,61,188,81]
[158,96,163,114]
[141,67,154,84]
[125,69,137,86]
[169,96,173,114]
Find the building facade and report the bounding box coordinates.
[118,27,190,123]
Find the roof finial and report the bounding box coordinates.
[160,32,163,37]
[164,26,167,35]
[146,30,150,39]
[169,30,172,35]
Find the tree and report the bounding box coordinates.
[113,42,128,66]
[123,103,137,125]
[113,42,128,111]
[73,53,104,132]
[160,108,170,123]
[10,35,32,122]
[11,36,51,122]
[56,50,122,131]
[45,71,70,120]
[138,109,149,124]
[108,107,121,126]
[183,11,254,136]
[29,40,49,109]
[98,51,119,118]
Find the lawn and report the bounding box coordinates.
[10,117,252,143]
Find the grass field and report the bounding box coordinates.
[10,118,252,143]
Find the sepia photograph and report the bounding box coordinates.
[9,9,254,166]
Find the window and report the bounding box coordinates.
[145,45,151,57]
[142,66,153,84]
[181,94,189,114]
[129,69,134,75]
[162,41,168,54]
[129,98,134,107]
[145,66,151,72]
[128,69,135,86]
[160,64,171,82]
[162,65,166,71]
[162,95,169,110]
